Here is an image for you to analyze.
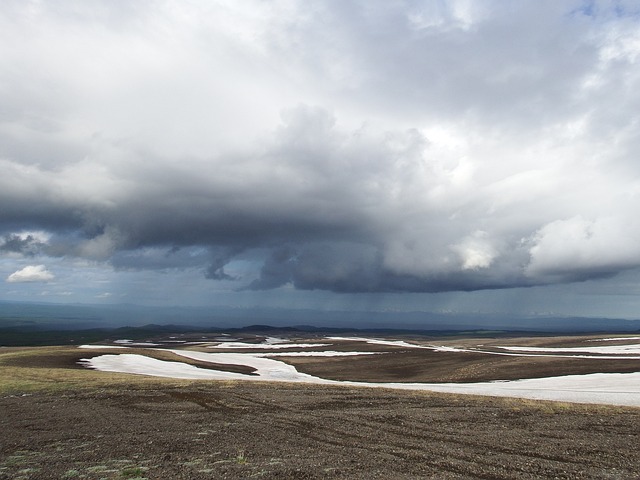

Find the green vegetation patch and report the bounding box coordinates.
[120,465,148,477]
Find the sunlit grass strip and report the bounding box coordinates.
[0,347,229,395]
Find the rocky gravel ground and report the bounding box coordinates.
[1,381,639,479]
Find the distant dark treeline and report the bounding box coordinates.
[2,322,640,347]
[2,301,640,345]
[0,324,194,347]
[0,328,111,346]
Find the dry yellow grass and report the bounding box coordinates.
[0,346,194,394]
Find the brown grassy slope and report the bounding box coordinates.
[0,347,253,395]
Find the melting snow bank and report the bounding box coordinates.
[113,340,161,347]
[325,337,640,358]
[497,344,640,355]
[80,350,640,407]
[589,336,640,342]
[366,372,640,407]
[257,351,382,357]
[326,336,433,349]
[78,345,129,349]
[81,353,334,383]
[210,342,330,349]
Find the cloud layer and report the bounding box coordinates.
[2,1,640,294]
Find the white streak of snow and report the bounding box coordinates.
[81,351,640,407]
[326,336,431,349]
[210,342,330,349]
[589,336,640,342]
[257,351,382,357]
[497,345,640,354]
[78,345,128,349]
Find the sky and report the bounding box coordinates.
[3,0,640,320]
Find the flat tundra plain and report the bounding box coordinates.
[1,333,640,479]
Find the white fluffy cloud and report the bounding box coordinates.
[7,265,55,283]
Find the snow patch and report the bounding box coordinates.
[589,336,640,342]
[81,351,640,407]
[210,342,330,350]
[326,336,431,349]
[113,339,160,347]
[497,344,640,355]
[78,345,128,349]
[257,351,383,357]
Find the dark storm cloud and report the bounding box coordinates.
[0,234,45,256]
[248,242,537,294]
[3,1,640,294]
[248,247,297,290]
[205,248,244,281]
[110,247,211,271]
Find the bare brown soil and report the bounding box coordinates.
[2,337,640,479]
[280,349,640,383]
[190,335,640,383]
[2,347,257,376]
[1,382,639,479]
[11,341,640,385]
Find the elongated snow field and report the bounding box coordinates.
[80,340,640,407]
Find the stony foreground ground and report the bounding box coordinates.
[1,381,639,479]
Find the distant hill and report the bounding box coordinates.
[1,301,639,339]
